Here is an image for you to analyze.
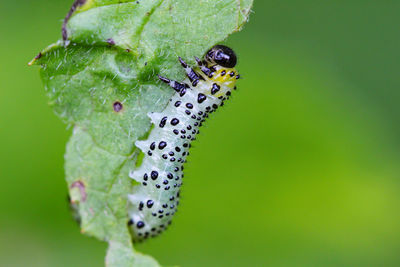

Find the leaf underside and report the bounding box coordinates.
[32,0,253,266]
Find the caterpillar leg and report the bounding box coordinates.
[178,57,205,86]
[195,56,213,77]
[157,75,189,94]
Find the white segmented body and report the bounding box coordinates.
[127,46,239,241]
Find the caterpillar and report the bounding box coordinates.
[127,45,240,241]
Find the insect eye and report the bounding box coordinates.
[214,50,224,61]
[205,45,237,68]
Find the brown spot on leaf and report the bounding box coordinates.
[106,38,115,45]
[34,52,42,60]
[113,101,123,112]
[70,180,87,202]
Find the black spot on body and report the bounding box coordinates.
[159,117,167,128]
[150,142,156,150]
[151,171,159,180]
[137,221,145,228]
[147,200,154,208]
[197,93,207,103]
[139,201,144,211]
[179,88,187,97]
[158,141,167,149]
[211,83,221,95]
[171,118,179,126]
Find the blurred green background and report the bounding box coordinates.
[1,1,400,266]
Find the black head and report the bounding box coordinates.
[205,45,237,68]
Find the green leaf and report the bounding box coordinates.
[31,0,253,266]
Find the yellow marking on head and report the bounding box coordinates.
[192,65,238,97]
[208,67,238,97]
[212,68,236,84]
